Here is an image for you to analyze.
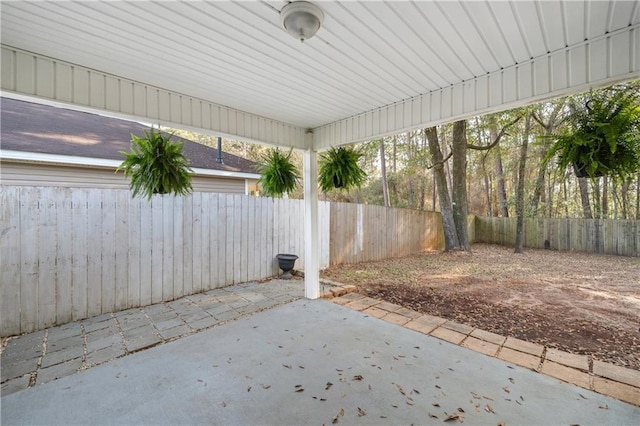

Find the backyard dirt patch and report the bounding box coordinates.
[321,244,640,371]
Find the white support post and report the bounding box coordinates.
[303,142,320,299]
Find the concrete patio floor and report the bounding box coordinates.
[2,284,639,425]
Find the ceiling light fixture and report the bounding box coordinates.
[280,1,324,43]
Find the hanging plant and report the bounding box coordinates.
[318,146,367,192]
[546,86,640,179]
[256,148,300,197]
[117,128,193,201]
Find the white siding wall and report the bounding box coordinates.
[0,162,248,194]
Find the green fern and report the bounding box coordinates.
[547,86,640,178]
[256,148,300,197]
[117,128,193,201]
[318,146,367,192]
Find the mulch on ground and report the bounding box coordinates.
[321,244,640,371]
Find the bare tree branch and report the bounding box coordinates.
[425,147,453,169]
[467,114,523,150]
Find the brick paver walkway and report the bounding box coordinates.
[1,280,303,396]
[325,286,640,407]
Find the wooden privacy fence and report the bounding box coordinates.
[329,203,446,265]
[475,217,639,257]
[0,187,330,336]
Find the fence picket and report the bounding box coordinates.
[0,187,21,335]
[56,188,73,325]
[71,189,89,321]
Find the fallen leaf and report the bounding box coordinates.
[435,385,441,389]
[353,375,363,381]
[391,404,398,408]
[295,388,304,393]
[357,407,366,417]
[332,416,339,424]
[485,404,495,414]
[412,388,420,394]
[502,386,510,393]
[396,384,406,395]
[295,384,303,388]
[339,408,345,417]
[197,379,204,383]
[326,382,333,390]
[429,412,438,419]
[247,386,251,392]
[457,408,465,413]
[599,404,608,410]
[320,398,326,401]
[262,384,271,389]
[444,413,463,422]
[283,364,292,369]
[432,403,440,407]
[578,393,587,399]
[508,378,515,384]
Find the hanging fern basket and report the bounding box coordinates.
[256,148,300,197]
[318,146,367,192]
[117,128,193,201]
[548,87,640,179]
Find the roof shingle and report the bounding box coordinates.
[1,97,259,175]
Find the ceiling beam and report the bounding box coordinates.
[1,45,309,150]
[312,24,640,150]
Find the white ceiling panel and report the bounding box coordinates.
[1,0,638,142]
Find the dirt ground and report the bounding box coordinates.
[321,244,640,371]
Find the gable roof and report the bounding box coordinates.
[0,97,259,176]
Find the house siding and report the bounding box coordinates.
[0,162,248,194]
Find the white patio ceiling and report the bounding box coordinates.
[2,0,639,150]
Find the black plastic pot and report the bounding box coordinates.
[276,253,298,279]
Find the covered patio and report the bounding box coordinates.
[2,0,640,422]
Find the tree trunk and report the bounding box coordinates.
[602,176,609,218]
[530,161,546,216]
[452,120,470,252]
[441,131,454,201]
[432,170,437,211]
[495,150,509,217]
[425,126,460,251]
[578,177,593,219]
[514,115,531,253]
[483,163,492,216]
[592,179,601,219]
[621,177,631,220]
[636,172,640,220]
[379,139,390,207]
